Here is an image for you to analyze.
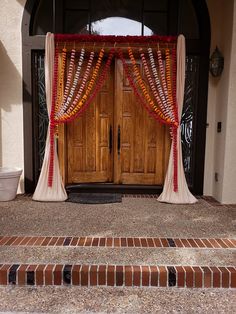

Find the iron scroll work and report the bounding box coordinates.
[33,53,199,188]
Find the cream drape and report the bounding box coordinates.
[158,35,197,204]
[33,33,67,201]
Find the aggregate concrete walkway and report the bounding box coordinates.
[0,195,235,237]
[0,195,235,313]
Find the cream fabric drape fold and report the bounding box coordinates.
[158,35,197,204]
[33,33,67,201]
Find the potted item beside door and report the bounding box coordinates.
[0,167,22,201]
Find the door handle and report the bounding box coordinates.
[109,125,112,154]
[117,125,121,156]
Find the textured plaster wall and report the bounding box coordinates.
[221,2,236,203]
[0,0,26,192]
[205,0,235,203]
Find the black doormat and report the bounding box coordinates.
[66,193,122,204]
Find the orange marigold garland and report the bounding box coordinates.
[156,49,175,124]
[62,47,105,120]
[62,48,76,105]
[63,51,95,120]
[118,48,167,125]
[140,49,171,121]
[56,48,85,119]
[128,47,171,125]
[148,48,170,119]
[55,48,67,114]
[64,48,115,123]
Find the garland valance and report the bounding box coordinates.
[32,33,197,204]
[54,34,177,44]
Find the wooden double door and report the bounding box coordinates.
[59,59,170,186]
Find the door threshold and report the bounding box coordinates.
[66,183,163,195]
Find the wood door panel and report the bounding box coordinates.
[114,59,170,185]
[60,57,170,186]
[67,61,113,183]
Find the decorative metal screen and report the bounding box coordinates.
[33,52,48,174]
[181,55,199,187]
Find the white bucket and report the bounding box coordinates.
[0,167,22,201]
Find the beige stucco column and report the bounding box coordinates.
[205,0,236,203]
[0,0,26,193]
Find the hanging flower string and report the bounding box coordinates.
[55,48,67,114]
[62,48,76,105]
[171,47,178,192]
[156,49,175,123]
[140,49,171,121]
[117,49,167,125]
[171,47,178,122]
[165,49,176,122]
[62,51,95,120]
[63,48,115,123]
[127,47,172,125]
[148,48,170,116]
[55,47,106,122]
[56,48,85,119]
[48,46,59,187]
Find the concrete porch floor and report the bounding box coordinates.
[0,194,235,313]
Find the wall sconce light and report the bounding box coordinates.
[209,46,224,77]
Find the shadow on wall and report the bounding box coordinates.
[0,41,27,191]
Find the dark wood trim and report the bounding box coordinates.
[66,184,163,195]
[191,0,211,195]
[168,0,179,35]
[53,0,64,33]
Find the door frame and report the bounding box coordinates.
[22,0,210,194]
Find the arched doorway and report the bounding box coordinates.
[22,0,210,194]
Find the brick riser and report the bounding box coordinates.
[0,264,235,288]
[0,236,235,249]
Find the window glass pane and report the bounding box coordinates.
[143,12,167,35]
[91,17,146,35]
[91,0,142,24]
[64,10,89,33]
[144,0,168,11]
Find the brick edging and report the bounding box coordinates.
[0,236,235,249]
[0,263,235,288]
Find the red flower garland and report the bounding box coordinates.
[48,46,59,187]
[171,47,178,192]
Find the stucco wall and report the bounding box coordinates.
[0,0,26,192]
[221,1,236,203]
[205,0,236,203]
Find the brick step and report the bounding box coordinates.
[0,236,235,249]
[0,263,235,288]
